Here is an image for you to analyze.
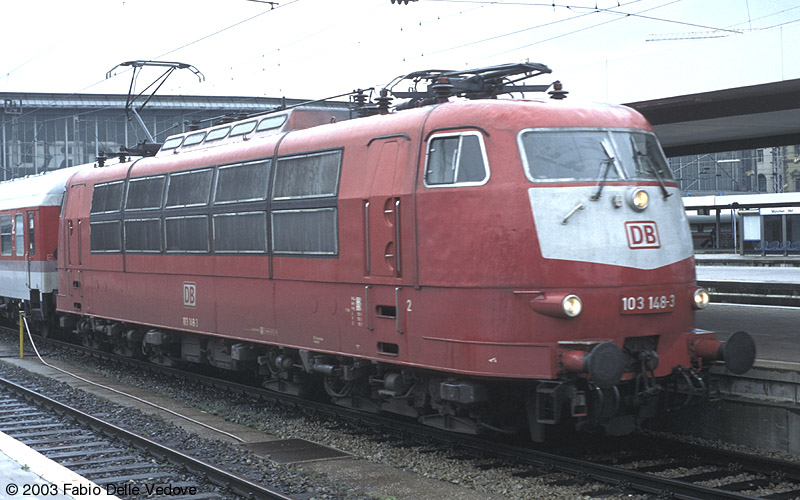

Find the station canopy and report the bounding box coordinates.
[626,78,800,158]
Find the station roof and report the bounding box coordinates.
[0,92,345,113]
[626,78,800,157]
[682,192,800,210]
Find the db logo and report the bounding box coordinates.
[625,221,661,249]
[183,282,197,307]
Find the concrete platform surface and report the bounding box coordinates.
[0,430,118,500]
[697,264,800,283]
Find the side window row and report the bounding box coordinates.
[92,210,337,255]
[92,150,342,214]
[89,150,341,256]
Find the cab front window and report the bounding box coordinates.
[518,128,673,183]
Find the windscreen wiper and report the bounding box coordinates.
[631,136,671,200]
[591,141,619,201]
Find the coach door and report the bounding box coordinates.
[365,138,409,278]
[23,211,36,289]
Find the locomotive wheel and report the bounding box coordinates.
[324,375,353,398]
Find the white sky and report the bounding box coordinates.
[2,0,799,104]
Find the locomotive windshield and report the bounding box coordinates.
[518,129,673,183]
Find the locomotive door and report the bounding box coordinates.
[65,182,86,299]
[365,139,407,278]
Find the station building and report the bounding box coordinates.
[0,92,343,181]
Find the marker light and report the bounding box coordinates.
[693,288,710,309]
[562,295,583,317]
[629,188,649,211]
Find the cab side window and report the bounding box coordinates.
[425,132,489,187]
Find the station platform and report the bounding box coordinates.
[695,253,800,307]
[0,430,118,499]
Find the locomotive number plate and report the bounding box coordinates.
[620,294,675,314]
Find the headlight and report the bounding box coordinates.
[562,295,583,317]
[628,188,649,211]
[693,288,710,309]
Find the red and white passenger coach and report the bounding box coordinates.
[0,165,89,331]
[4,64,756,440]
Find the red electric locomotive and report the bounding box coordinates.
[11,63,757,440]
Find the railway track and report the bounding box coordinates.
[6,328,800,500]
[0,374,299,500]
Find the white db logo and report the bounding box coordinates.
[625,221,661,249]
[183,282,197,307]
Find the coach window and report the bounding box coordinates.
[0,215,11,256]
[182,131,206,147]
[15,215,24,256]
[214,161,270,204]
[124,219,161,252]
[257,114,287,133]
[90,181,124,214]
[27,213,34,256]
[273,150,341,200]
[205,126,230,143]
[425,132,489,187]
[161,135,184,151]
[272,208,337,255]
[90,221,121,252]
[126,176,165,211]
[271,150,341,255]
[165,216,209,253]
[213,212,267,253]
[166,169,213,208]
[230,120,257,137]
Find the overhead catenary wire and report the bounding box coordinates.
[488,0,684,57]
[415,0,646,59]
[5,1,299,124]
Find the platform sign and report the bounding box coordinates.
[760,207,800,215]
[742,214,761,241]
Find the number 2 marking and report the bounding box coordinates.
[406,299,412,312]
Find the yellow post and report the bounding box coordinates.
[19,308,24,359]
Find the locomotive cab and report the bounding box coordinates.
[512,113,756,438]
[411,95,755,440]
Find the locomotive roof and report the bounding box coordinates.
[417,98,653,132]
[155,106,353,157]
[154,97,651,155]
[0,164,93,210]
